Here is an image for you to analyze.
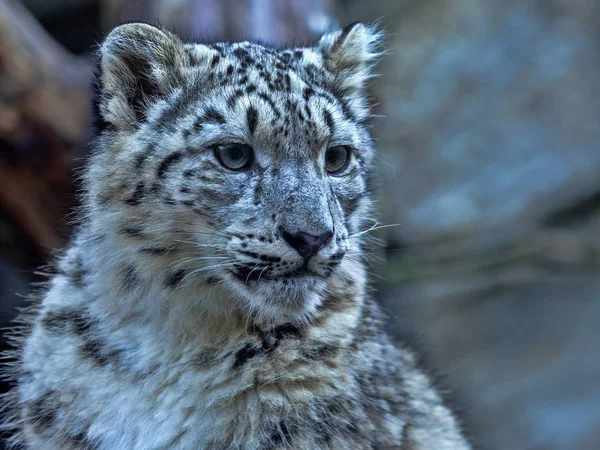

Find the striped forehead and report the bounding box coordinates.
[149,43,358,157]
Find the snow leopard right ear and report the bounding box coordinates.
[96,23,187,129]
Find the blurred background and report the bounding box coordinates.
[1,0,599,448]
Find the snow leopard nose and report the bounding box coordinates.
[280,228,333,261]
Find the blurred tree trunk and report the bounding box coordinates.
[0,0,92,256]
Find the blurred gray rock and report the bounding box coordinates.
[341,0,600,244]
[379,270,600,450]
[339,1,600,449]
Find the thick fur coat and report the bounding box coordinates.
[2,23,470,449]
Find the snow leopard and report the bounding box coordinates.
[2,22,471,449]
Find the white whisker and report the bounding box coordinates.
[169,257,233,271]
[174,239,226,248]
[182,262,238,282]
[245,263,264,284]
[348,222,401,239]
[257,265,270,283]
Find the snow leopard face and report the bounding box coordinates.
[88,22,381,321]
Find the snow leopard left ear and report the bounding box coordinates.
[318,22,382,96]
[96,23,187,129]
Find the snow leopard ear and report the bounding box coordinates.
[97,23,186,129]
[318,22,382,96]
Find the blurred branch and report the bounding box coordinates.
[0,0,92,254]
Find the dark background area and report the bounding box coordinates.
[1,1,599,449]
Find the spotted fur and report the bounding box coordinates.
[3,23,470,449]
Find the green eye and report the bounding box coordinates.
[215,144,253,170]
[325,146,351,174]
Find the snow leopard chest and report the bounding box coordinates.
[21,312,367,449]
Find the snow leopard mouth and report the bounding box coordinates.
[230,264,321,285]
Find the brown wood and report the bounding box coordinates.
[0,0,92,254]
